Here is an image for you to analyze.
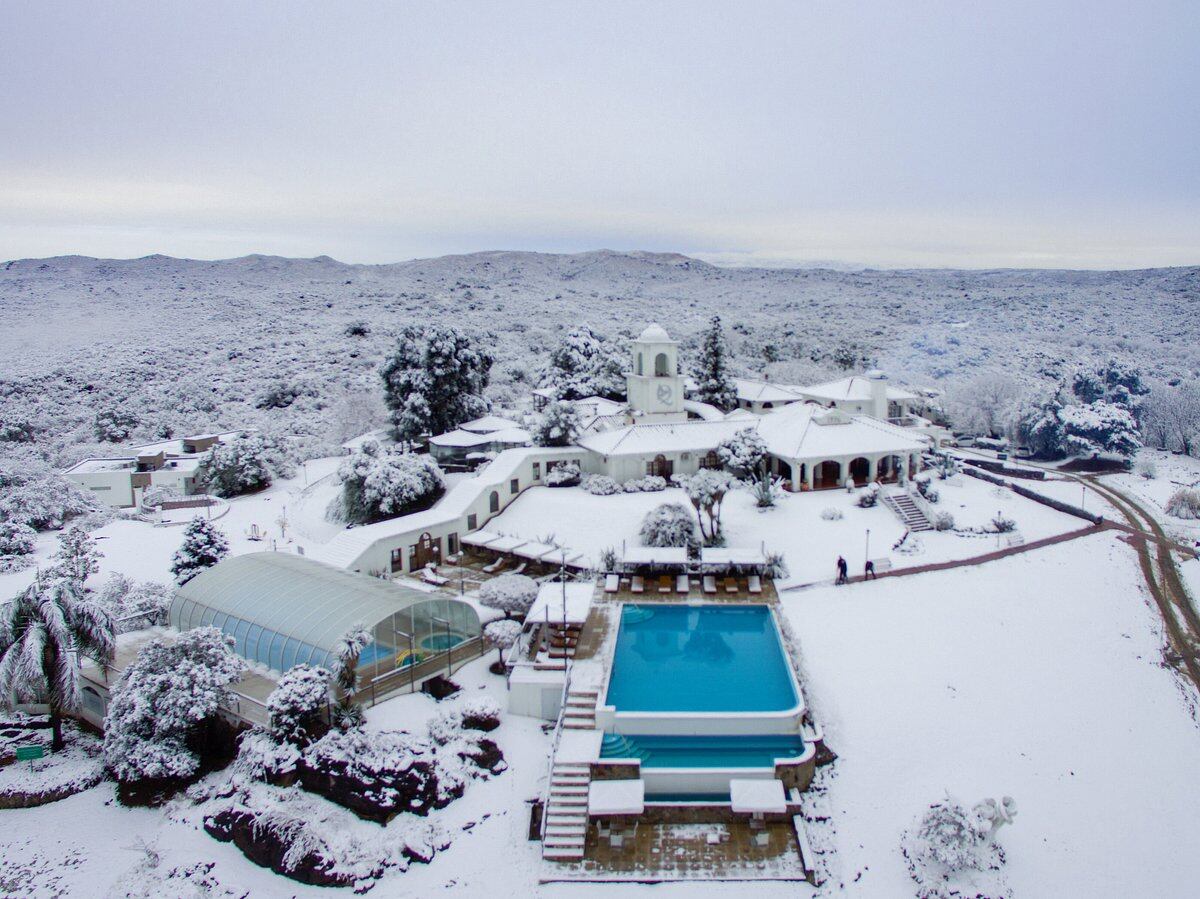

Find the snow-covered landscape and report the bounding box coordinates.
[3,4,1200,897]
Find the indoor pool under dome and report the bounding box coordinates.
[604,604,799,714]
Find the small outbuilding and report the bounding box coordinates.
[171,552,481,683]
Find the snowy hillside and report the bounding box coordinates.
[1,251,1197,466]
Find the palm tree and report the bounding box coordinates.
[0,573,114,751]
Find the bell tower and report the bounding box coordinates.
[626,323,686,422]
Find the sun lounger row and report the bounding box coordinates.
[605,574,763,595]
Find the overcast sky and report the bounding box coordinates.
[1,1,1197,269]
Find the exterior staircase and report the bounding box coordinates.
[542,759,591,860]
[884,489,932,531]
[562,686,599,730]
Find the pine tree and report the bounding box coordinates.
[0,573,114,750]
[692,316,738,412]
[381,325,493,441]
[539,325,626,400]
[171,516,229,585]
[53,524,102,584]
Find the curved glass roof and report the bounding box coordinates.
[171,551,477,672]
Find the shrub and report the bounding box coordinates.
[460,696,502,732]
[94,408,138,442]
[598,546,619,571]
[344,320,371,337]
[545,462,581,487]
[622,475,667,493]
[334,440,444,524]
[205,434,278,497]
[990,514,1017,533]
[856,486,880,508]
[0,521,37,571]
[478,573,537,619]
[581,474,620,496]
[267,665,331,747]
[1165,488,1200,520]
[639,502,699,549]
[933,511,955,531]
[1135,458,1157,480]
[531,400,581,447]
[820,507,843,521]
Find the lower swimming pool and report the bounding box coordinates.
[604,604,798,714]
[601,733,806,768]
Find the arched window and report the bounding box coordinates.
[654,352,670,376]
[489,491,500,513]
[637,353,644,376]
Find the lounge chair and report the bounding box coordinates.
[421,566,449,586]
[482,556,507,574]
[604,573,620,593]
[724,577,738,593]
[676,574,689,593]
[511,561,527,575]
[748,574,762,594]
[658,574,672,593]
[631,575,645,594]
[703,575,717,594]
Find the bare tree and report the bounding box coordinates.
[946,373,1022,438]
[1143,382,1200,456]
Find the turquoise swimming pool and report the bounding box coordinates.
[605,604,798,713]
[601,733,806,768]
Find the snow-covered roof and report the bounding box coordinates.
[637,323,674,343]
[622,546,689,566]
[526,582,594,626]
[428,427,530,448]
[700,547,767,567]
[730,778,787,814]
[798,375,919,404]
[459,415,523,434]
[570,396,626,418]
[589,778,645,816]
[171,552,479,672]
[755,404,928,460]
[577,418,748,457]
[734,378,806,405]
[683,399,727,422]
[312,447,580,568]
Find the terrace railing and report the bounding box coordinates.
[355,637,484,706]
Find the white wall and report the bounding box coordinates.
[68,469,134,507]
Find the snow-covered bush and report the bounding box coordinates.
[96,574,174,628]
[763,551,789,580]
[856,484,880,507]
[820,507,843,521]
[0,461,103,531]
[1135,457,1157,479]
[1165,488,1200,520]
[483,619,522,667]
[267,665,331,746]
[103,627,245,792]
[748,470,784,508]
[622,475,667,493]
[334,440,445,525]
[639,502,699,549]
[531,400,581,447]
[901,795,1017,899]
[990,514,1017,533]
[917,479,940,504]
[381,324,493,441]
[717,427,768,478]
[598,546,619,571]
[537,324,627,401]
[671,469,733,544]
[459,695,502,732]
[581,474,620,495]
[544,461,581,487]
[933,511,956,531]
[52,524,101,583]
[205,433,291,497]
[0,521,36,571]
[1060,401,1142,458]
[93,408,138,442]
[478,573,537,619]
[171,516,229,585]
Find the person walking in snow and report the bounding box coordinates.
[836,555,848,585]
[864,559,877,580]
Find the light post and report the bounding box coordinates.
[433,615,452,678]
[865,529,871,571]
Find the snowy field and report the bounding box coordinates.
[488,476,1087,586]
[783,531,1200,897]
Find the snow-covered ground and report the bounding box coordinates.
[783,531,1200,897]
[488,476,1087,586]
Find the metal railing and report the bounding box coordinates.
[355,637,484,706]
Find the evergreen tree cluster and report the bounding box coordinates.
[381,325,493,441]
[171,516,230,585]
[538,324,627,401]
[691,316,738,412]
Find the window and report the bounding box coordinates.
[245,624,264,661]
[390,547,404,572]
[467,513,478,530]
[532,462,541,480]
[89,485,112,491]
[654,352,669,376]
[637,352,644,376]
[510,478,519,495]
[81,687,105,718]
[489,491,500,513]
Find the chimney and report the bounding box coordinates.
[865,369,888,419]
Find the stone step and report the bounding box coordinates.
[544,848,585,860]
[551,785,589,796]
[545,825,585,837]
[549,795,588,807]
[544,833,586,846]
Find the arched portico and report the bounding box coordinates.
[877,454,903,483]
[849,457,870,486]
[814,460,842,490]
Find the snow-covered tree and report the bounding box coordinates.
[1015,394,1067,459]
[94,408,138,442]
[1166,488,1200,520]
[0,573,114,750]
[102,627,245,786]
[639,502,699,549]
[267,664,330,746]
[334,440,445,525]
[1142,381,1200,456]
[483,619,522,667]
[946,373,1021,438]
[96,574,174,628]
[1072,359,1148,412]
[332,625,372,729]
[170,516,229,585]
[544,461,582,487]
[52,524,102,584]
[1059,401,1141,458]
[205,433,278,497]
[0,521,37,572]
[531,400,581,447]
[671,469,733,544]
[902,794,1017,898]
[0,461,102,531]
[381,325,493,441]
[478,573,537,620]
[691,316,737,412]
[716,427,768,477]
[538,325,627,400]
